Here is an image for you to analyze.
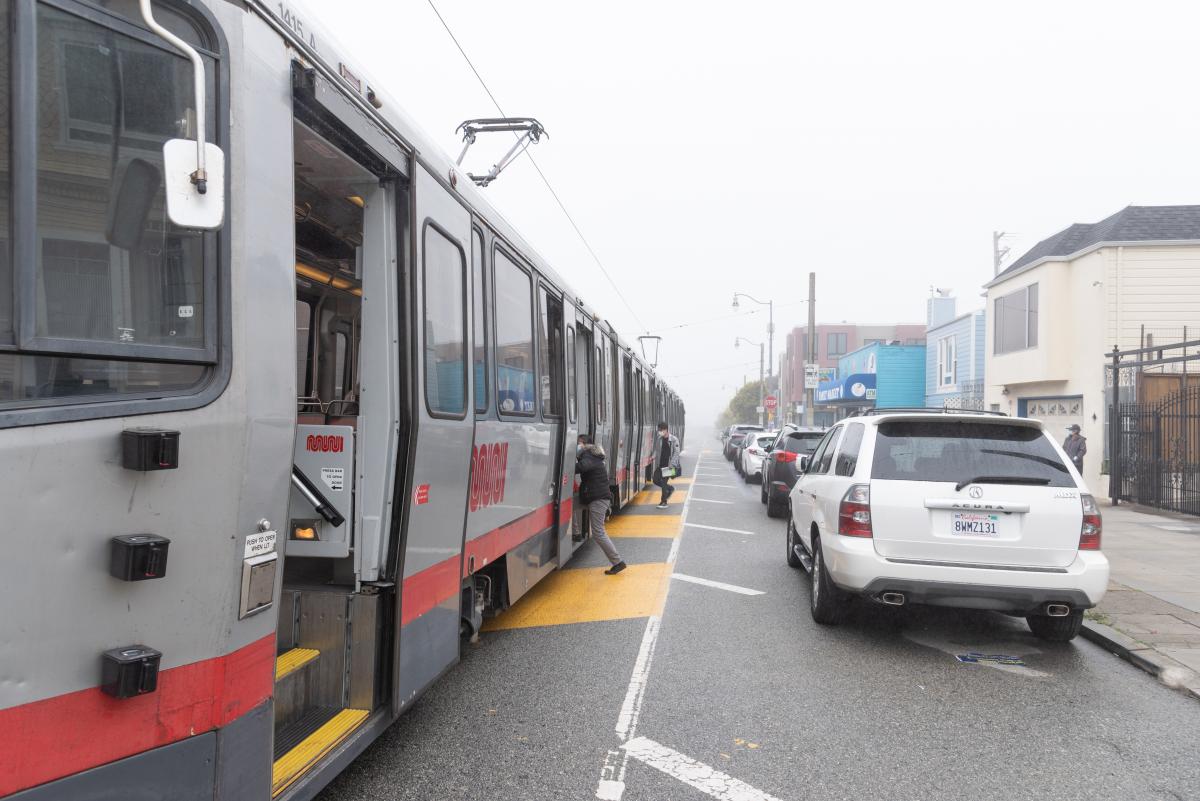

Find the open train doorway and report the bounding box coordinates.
[272,86,407,798]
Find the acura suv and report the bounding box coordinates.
[786,410,1108,641]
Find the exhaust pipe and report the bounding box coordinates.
[880,592,906,607]
[1045,603,1071,617]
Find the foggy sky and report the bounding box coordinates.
[331,0,1200,430]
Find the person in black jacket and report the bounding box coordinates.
[575,435,625,575]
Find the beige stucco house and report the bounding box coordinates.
[983,205,1200,498]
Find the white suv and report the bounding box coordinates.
[786,411,1108,641]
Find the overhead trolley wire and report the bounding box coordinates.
[425,0,649,334]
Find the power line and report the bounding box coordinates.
[629,298,812,338]
[425,0,648,333]
[662,360,763,379]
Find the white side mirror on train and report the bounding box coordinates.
[164,139,225,230]
[140,0,225,230]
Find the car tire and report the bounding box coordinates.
[760,477,768,505]
[786,516,803,569]
[766,487,786,518]
[809,537,846,625]
[1026,610,1084,642]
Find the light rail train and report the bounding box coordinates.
[0,1,683,798]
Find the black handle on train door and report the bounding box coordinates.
[291,465,346,528]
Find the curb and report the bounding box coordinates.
[1081,620,1200,702]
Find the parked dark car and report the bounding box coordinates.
[723,424,762,460]
[760,425,826,517]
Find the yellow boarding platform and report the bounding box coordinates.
[272,708,369,797]
[482,562,672,631]
[606,515,682,538]
[630,486,688,506]
[274,648,319,681]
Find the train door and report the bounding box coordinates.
[565,311,594,556]
[396,164,473,707]
[536,285,572,567]
[620,352,635,502]
[633,366,644,489]
[597,331,616,497]
[276,80,407,796]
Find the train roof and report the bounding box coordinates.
[247,1,667,377]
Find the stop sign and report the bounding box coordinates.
[764,395,778,411]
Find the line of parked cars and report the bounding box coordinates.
[721,409,1109,642]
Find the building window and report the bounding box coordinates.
[995,284,1038,354]
[827,332,847,357]
[936,335,956,388]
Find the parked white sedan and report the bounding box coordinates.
[786,411,1108,641]
[740,432,778,484]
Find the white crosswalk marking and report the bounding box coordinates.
[621,737,785,801]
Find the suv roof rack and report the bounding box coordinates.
[851,407,1009,417]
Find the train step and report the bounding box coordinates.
[272,707,369,797]
[274,648,320,732]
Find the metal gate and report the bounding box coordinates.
[1108,337,1200,515]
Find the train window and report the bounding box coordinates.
[471,229,488,413]
[422,225,467,417]
[595,344,604,422]
[333,330,348,400]
[494,249,535,415]
[33,5,215,355]
[296,300,313,396]
[0,2,8,346]
[538,287,563,418]
[566,326,577,423]
[0,2,224,412]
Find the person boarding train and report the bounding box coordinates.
[576,435,626,575]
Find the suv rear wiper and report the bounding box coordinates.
[979,449,1069,473]
[954,475,1052,492]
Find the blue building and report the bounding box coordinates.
[923,294,986,409]
[814,342,927,418]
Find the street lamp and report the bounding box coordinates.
[734,336,765,427]
[732,292,774,387]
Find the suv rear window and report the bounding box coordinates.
[755,434,776,448]
[871,421,1073,487]
[785,433,824,454]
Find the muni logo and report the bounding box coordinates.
[470,442,509,511]
[306,434,345,453]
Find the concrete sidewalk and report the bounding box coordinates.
[1083,502,1200,700]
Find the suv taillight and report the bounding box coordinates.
[1080,494,1102,550]
[776,451,798,463]
[838,484,872,538]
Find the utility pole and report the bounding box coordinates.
[757,343,765,428]
[805,272,816,426]
[993,231,1011,276]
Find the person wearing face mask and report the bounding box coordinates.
[653,422,682,509]
[576,434,625,574]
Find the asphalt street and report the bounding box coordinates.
[318,436,1200,801]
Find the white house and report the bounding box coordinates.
[983,205,1200,497]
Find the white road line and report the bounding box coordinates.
[620,737,785,801]
[690,497,734,504]
[691,481,740,488]
[684,522,755,535]
[596,454,701,800]
[671,573,765,596]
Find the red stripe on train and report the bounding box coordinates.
[400,500,571,627]
[0,633,275,796]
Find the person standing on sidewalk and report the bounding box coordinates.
[1064,424,1087,473]
[653,422,682,510]
[576,435,625,575]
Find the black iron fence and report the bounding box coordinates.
[1108,337,1200,515]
